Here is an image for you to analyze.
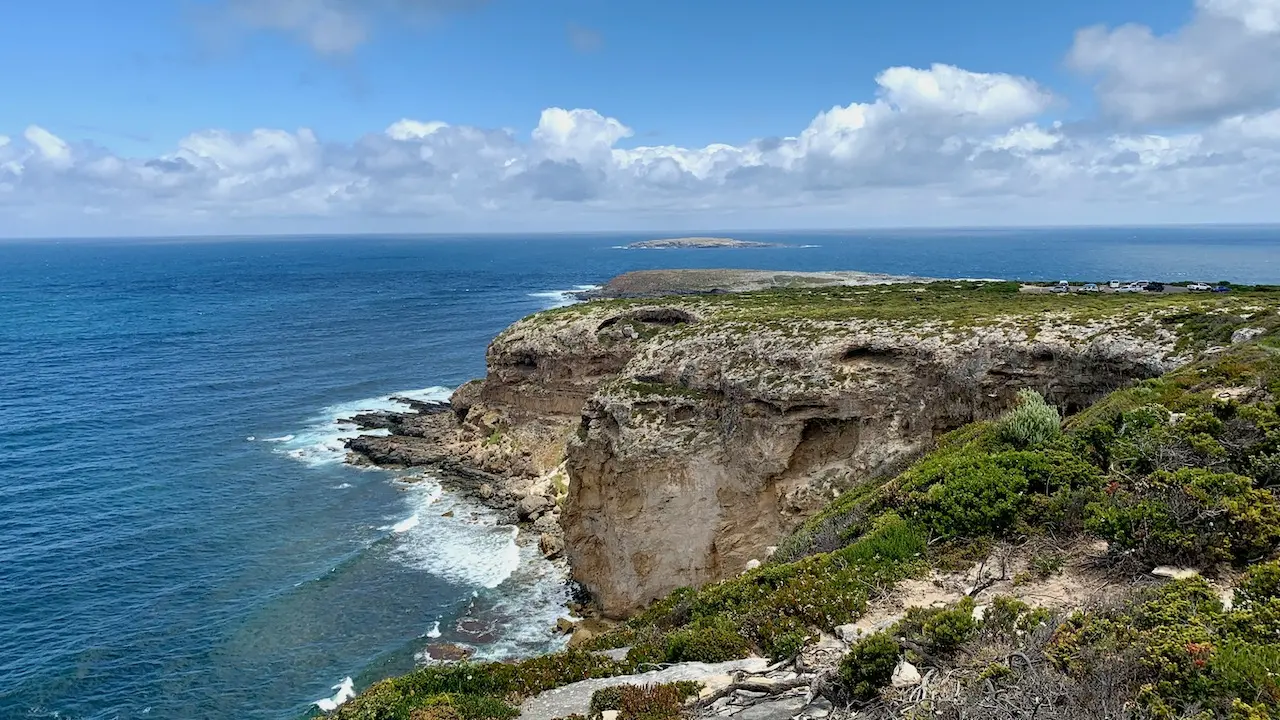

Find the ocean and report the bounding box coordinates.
[2,226,1279,720]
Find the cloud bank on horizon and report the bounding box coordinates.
[4,0,1280,236]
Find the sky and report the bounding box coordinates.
[1,0,1279,237]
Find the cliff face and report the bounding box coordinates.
[470,281,1229,618]
[562,325,1172,617]
[362,277,1276,618]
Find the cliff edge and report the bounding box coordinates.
[347,274,1280,618]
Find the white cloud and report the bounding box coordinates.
[533,108,633,165]
[876,64,1052,125]
[11,2,1280,236]
[1068,0,1280,125]
[1201,0,1280,33]
[386,120,449,141]
[24,125,73,168]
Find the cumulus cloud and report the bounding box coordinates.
[225,0,490,54]
[876,64,1052,124]
[1068,0,1280,125]
[10,2,1280,235]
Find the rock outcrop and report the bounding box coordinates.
[560,317,1178,617]
[346,276,1259,618]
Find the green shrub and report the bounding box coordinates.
[332,650,636,720]
[1249,452,1280,487]
[915,455,1029,538]
[921,597,979,651]
[1211,639,1280,706]
[589,682,702,720]
[1236,560,1280,605]
[588,686,624,718]
[980,595,1053,638]
[1085,468,1280,567]
[996,389,1062,449]
[630,619,752,664]
[1047,577,1280,714]
[1178,409,1225,437]
[837,632,900,702]
[1233,561,1280,642]
[1030,552,1065,578]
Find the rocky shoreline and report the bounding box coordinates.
[341,396,568,558]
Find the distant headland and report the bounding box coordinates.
[625,236,785,249]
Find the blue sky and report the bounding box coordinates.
[1,0,1278,236]
[1,0,1188,151]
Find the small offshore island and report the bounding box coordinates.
[626,237,787,249]
[329,271,1280,720]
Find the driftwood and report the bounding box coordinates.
[694,676,812,708]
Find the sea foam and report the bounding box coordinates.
[527,285,600,309]
[314,677,355,712]
[265,387,452,467]
[387,479,522,590]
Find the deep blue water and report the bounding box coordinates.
[2,227,1280,720]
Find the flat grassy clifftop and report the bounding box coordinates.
[529,281,1280,350]
[331,312,1280,720]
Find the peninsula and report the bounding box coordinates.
[625,237,785,249]
[577,268,932,299]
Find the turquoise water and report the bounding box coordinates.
[2,228,1279,720]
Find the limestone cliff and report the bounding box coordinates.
[555,306,1185,616]
[349,275,1275,618]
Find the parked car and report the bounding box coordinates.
[1050,284,1069,293]
[1082,283,1100,293]
[1188,282,1212,291]
[1133,281,1150,289]
[1146,282,1165,292]
[1213,285,1231,293]
[1109,280,1123,289]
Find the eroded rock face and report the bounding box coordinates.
[354,287,1204,619]
[553,317,1181,618]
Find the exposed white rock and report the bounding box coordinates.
[1231,327,1266,344]
[891,660,922,688]
[519,658,769,720]
[1152,566,1200,580]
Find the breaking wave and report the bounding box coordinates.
[258,387,452,467]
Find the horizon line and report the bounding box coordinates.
[5,221,1280,243]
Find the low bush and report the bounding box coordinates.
[332,650,637,720]
[905,447,1103,540]
[589,682,701,720]
[1085,467,1280,567]
[599,515,926,662]
[920,597,980,652]
[981,595,1053,638]
[1049,574,1280,715]
[996,389,1062,449]
[836,632,900,703]
[625,618,751,665]
[915,454,1030,538]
